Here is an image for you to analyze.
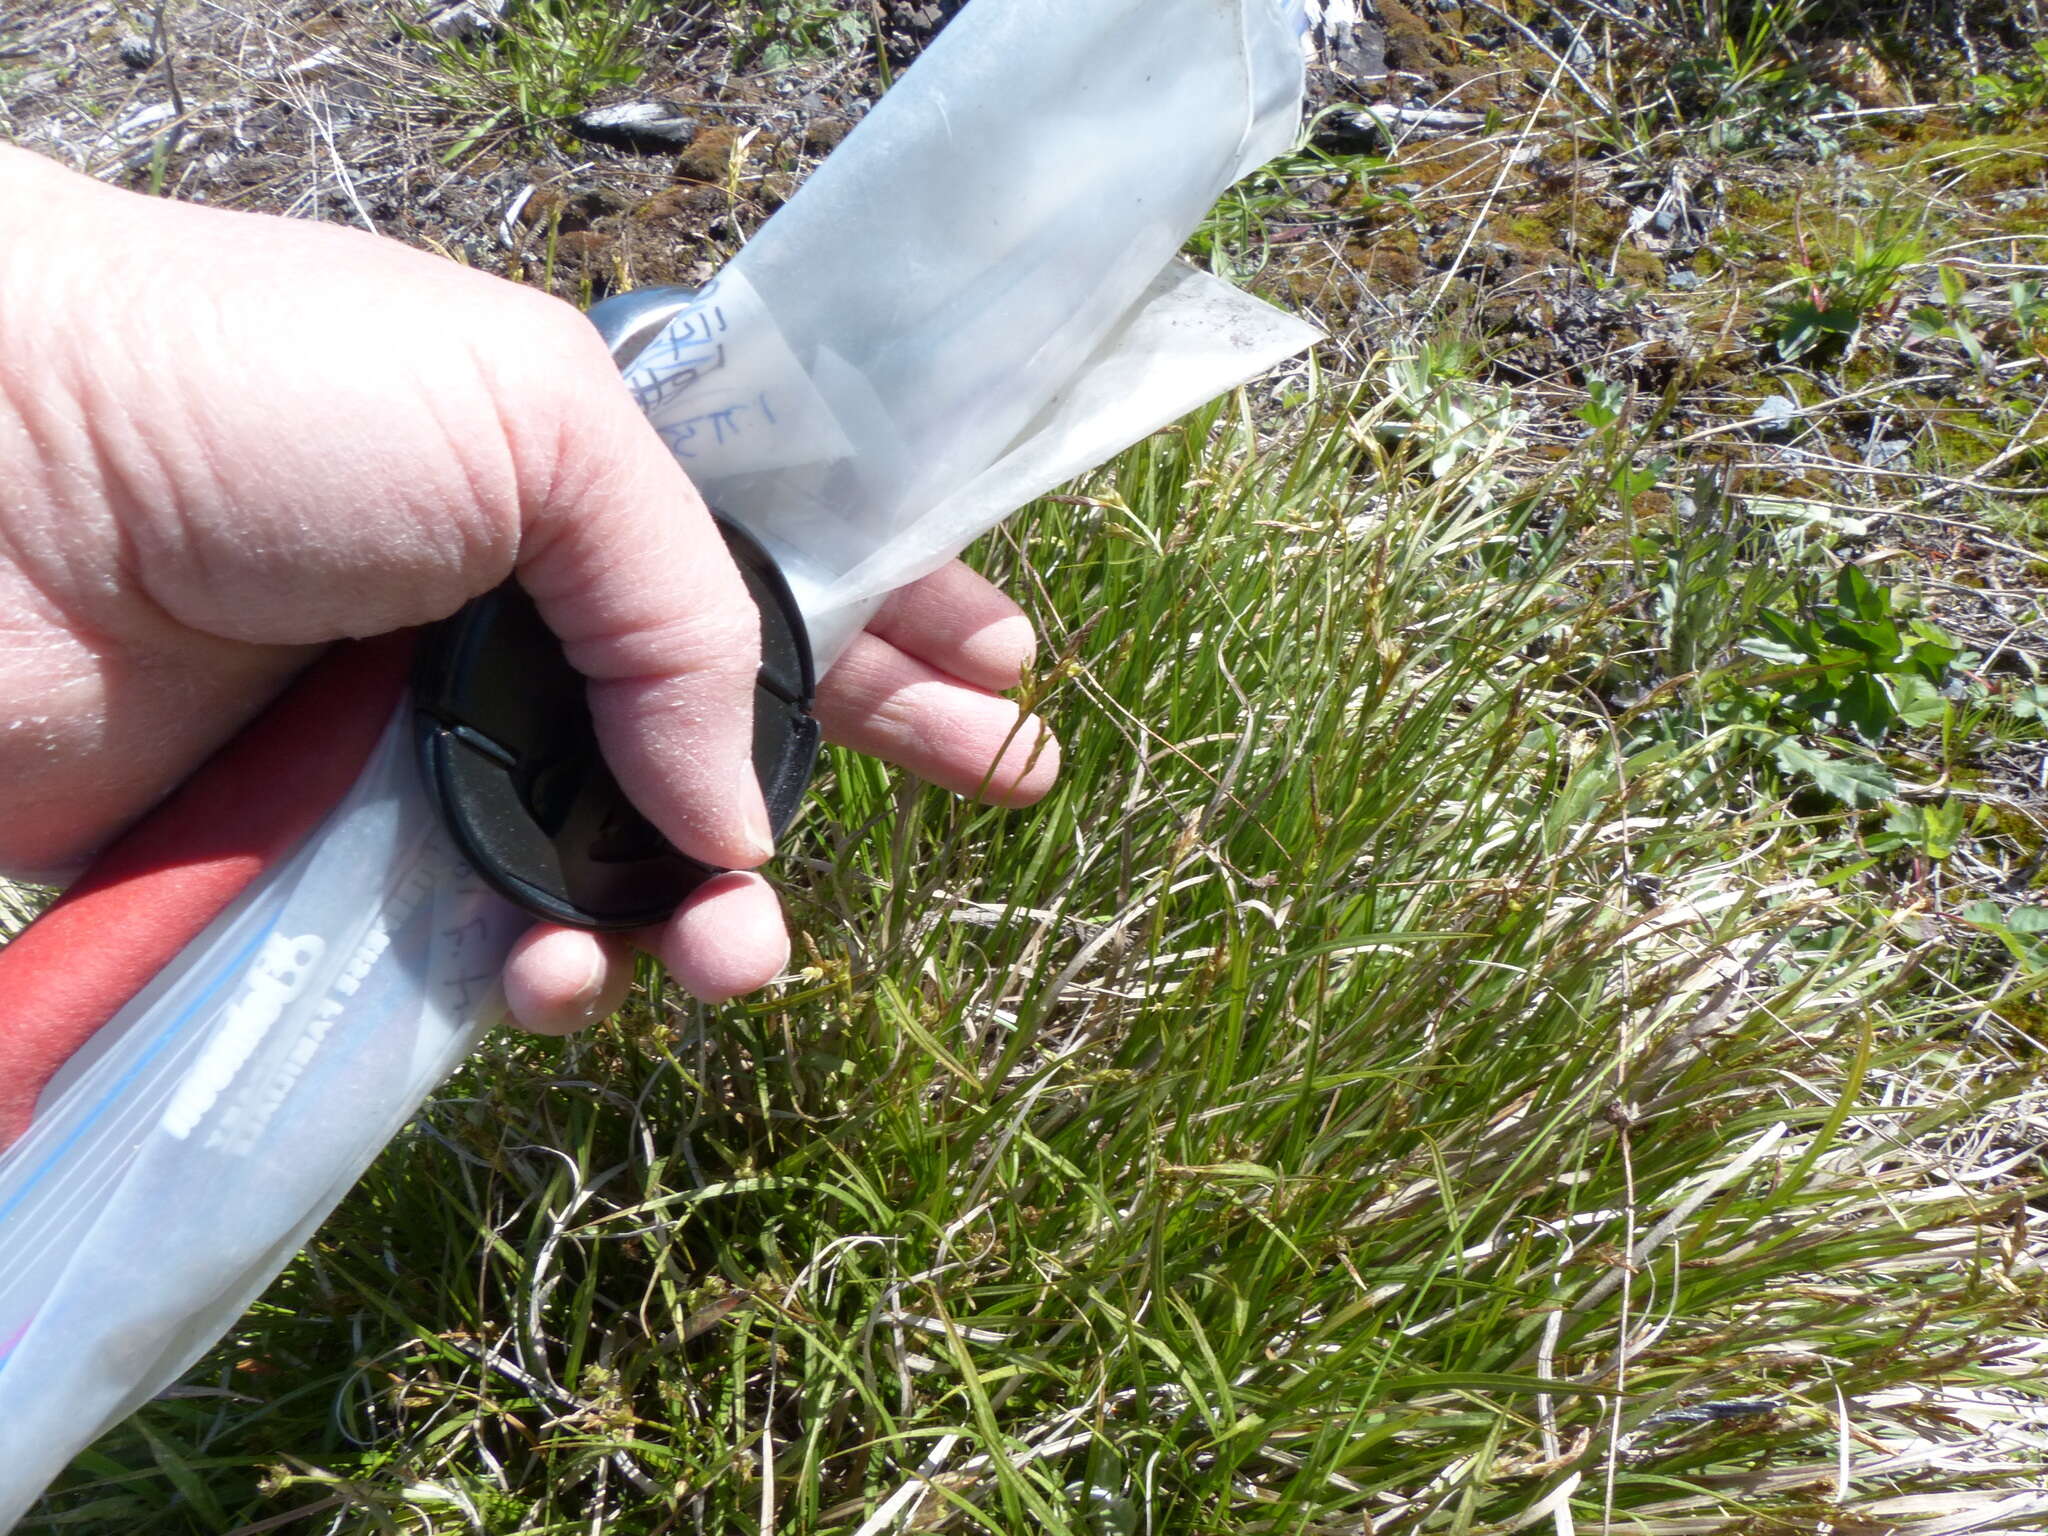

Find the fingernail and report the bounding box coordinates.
[739,786,778,862]
[569,948,610,1027]
[982,614,1039,684]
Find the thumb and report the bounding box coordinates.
[504,320,776,872]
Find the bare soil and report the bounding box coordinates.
[4,0,2045,809]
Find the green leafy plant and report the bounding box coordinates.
[1672,53,1854,156]
[1687,561,1974,806]
[2009,278,2048,356]
[1958,900,2048,970]
[1188,146,1401,285]
[1380,341,1530,509]
[1768,232,1920,363]
[2009,682,2048,723]
[1740,563,1960,743]
[721,0,869,70]
[1665,0,1855,158]
[415,0,656,153]
[1573,376,1675,546]
[1967,40,2048,126]
[1640,473,1789,679]
[1880,797,1970,861]
[1709,563,1967,806]
[1574,374,1630,432]
[1909,264,1990,373]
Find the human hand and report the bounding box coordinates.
[0,145,1059,1031]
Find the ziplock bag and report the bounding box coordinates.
[0,0,1319,1519]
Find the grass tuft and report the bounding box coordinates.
[28,375,2048,1532]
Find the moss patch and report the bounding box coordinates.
[1871,126,2048,195]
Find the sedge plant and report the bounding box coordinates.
[26,374,2048,1535]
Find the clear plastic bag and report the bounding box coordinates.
[0,713,525,1521]
[0,0,1318,1520]
[624,0,1319,661]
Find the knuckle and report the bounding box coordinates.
[664,600,763,678]
[585,599,761,687]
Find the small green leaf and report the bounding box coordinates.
[1613,462,1659,500]
[1772,739,1897,806]
[2011,684,2048,721]
[1886,673,1949,730]
[1741,635,1808,666]
[1920,798,1967,860]
[1774,300,1828,360]
[1834,671,1896,741]
[1749,609,1820,661]
[1834,563,1886,621]
[1776,301,1861,361]
[1576,377,1625,429]
[1819,626,1891,665]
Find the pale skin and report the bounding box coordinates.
[0,144,1060,1033]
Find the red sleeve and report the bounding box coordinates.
[0,636,414,1151]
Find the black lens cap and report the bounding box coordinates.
[413,517,818,931]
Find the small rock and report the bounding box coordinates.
[116,33,155,70]
[568,101,699,155]
[281,46,346,78]
[423,0,506,42]
[1752,395,1800,434]
[1314,102,1484,151]
[114,100,176,139]
[1305,0,1388,84]
[1667,269,1705,291]
[1548,27,1595,71]
[1864,438,1912,468]
[876,0,966,62]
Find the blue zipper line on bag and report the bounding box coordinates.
[0,914,284,1246]
[0,915,283,1372]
